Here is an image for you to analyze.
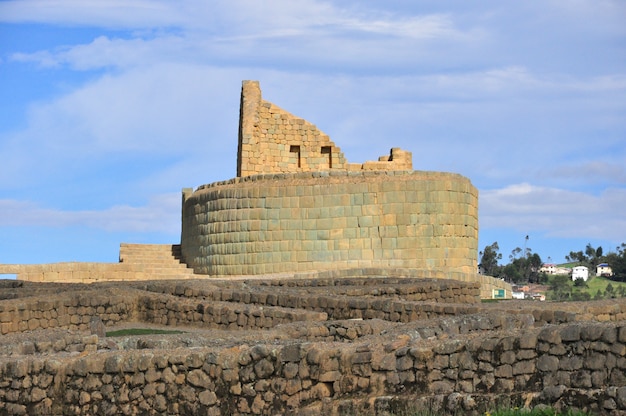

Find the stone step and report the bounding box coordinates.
[118,243,194,278]
[121,257,187,264]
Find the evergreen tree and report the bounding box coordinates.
[479,242,502,277]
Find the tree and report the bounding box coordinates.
[605,283,615,298]
[501,263,522,283]
[501,246,543,284]
[566,250,585,264]
[605,243,626,281]
[585,244,596,262]
[479,242,502,277]
[509,247,522,263]
[527,253,544,283]
[549,274,572,301]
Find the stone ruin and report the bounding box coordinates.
[180,80,483,280]
[3,276,626,415]
[0,80,510,298]
[12,81,623,415]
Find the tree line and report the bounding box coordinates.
[479,241,626,284]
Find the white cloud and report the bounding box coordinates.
[11,35,187,70]
[5,1,482,73]
[0,63,243,188]
[0,0,188,29]
[0,193,180,233]
[481,183,626,242]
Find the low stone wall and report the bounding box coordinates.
[0,288,327,336]
[9,278,626,343]
[0,289,135,335]
[4,279,626,414]
[1,262,511,301]
[0,244,195,284]
[0,262,189,284]
[2,321,626,415]
[137,295,327,330]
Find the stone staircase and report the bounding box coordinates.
[119,243,196,280]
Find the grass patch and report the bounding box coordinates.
[546,274,626,301]
[487,408,589,416]
[106,328,185,337]
[400,407,589,416]
[585,276,626,293]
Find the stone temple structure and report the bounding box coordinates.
[180,81,479,277]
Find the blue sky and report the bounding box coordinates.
[1,0,625,267]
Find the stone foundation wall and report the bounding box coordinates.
[0,244,195,284]
[3,321,626,415]
[181,170,479,277]
[0,262,162,284]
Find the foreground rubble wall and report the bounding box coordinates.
[3,320,626,415]
[2,279,626,415]
[181,171,479,277]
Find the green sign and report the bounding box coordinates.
[492,289,506,299]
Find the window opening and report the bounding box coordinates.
[321,146,332,168]
[290,145,301,168]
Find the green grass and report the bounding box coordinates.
[357,403,590,416]
[546,273,626,301]
[398,407,589,416]
[584,276,626,293]
[487,408,589,416]
[105,328,185,337]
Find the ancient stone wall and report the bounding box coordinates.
[0,244,196,284]
[3,279,626,415]
[236,81,411,177]
[0,276,481,336]
[3,321,626,415]
[0,262,157,284]
[181,170,479,276]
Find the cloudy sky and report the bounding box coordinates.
[1,0,625,268]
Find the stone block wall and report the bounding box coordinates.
[0,262,147,284]
[237,80,412,177]
[0,287,329,337]
[181,170,479,276]
[0,289,135,335]
[3,321,626,415]
[0,244,196,283]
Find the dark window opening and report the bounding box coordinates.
[321,146,332,168]
[290,145,301,168]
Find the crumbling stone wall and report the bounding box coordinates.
[0,276,480,336]
[236,81,411,177]
[3,279,626,415]
[181,171,479,276]
[3,321,626,415]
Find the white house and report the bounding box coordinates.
[512,291,525,300]
[540,263,570,275]
[572,265,589,282]
[596,263,613,277]
[540,264,557,275]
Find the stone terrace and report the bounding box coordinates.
[2,276,626,415]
